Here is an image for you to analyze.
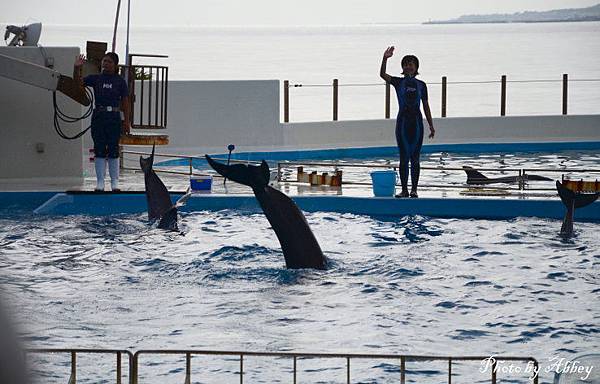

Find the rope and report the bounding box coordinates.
[52,88,94,140]
[287,78,600,88]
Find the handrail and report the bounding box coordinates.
[131,350,539,384]
[119,149,598,192]
[286,78,600,88]
[120,149,263,178]
[122,53,169,131]
[283,75,600,121]
[24,349,539,384]
[26,348,133,384]
[277,160,600,191]
[278,160,600,174]
[122,149,259,164]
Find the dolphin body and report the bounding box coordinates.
[463,166,552,185]
[205,155,327,269]
[140,145,189,230]
[556,180,599,237]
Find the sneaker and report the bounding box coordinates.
[395,191,409,198]
[112,188,121,192]
[410,191,419,198]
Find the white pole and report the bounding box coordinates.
[125,0,131,68]
[111,0,122,52]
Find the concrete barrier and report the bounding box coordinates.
[0,46,83,186]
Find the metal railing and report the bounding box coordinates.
[282,75,600,122]
[121,149,261,177]
[26,348,133,384]
[277,160,600,192]
[121,53,169,130]
[121,149,600,193]
[26,349,539,383]
[131,350,538,384]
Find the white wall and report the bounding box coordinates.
[0,46,83,187]
[123,80,282,156]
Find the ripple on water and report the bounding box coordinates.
[450,329,492,340]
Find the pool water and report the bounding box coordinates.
[1,207,598,383]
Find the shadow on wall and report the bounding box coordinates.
[0,290,29,384]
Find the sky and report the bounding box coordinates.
[2,0,599,26]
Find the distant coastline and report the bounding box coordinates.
[424,3,600,24]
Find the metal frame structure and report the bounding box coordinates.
[120,149,600,194]
[27,348,539,384]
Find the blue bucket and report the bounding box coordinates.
[370,170,397,197]
[190,175,213,191]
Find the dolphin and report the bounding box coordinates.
[463,166,552,185]
[205,155,327,269]
[556,180,599,237]
[140,144,189,230]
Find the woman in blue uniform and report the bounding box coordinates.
[380,46,435,198]
[74,52,130,191]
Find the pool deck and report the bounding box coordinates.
[2,168,599,222]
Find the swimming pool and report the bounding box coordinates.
[1,207,598,383]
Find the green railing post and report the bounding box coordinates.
[385,81,390,118]
[500,75,507,116]
[284,80,290,123]
[562,73,568,115]
[441,76,447,117]
[69,351,76,384]
[333,78,339,121]
[184,352,191,384]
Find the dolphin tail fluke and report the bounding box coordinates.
[140,143,157,174]
[463,166,489,185]
[205,154,270,190]
[557,181,600,208]
[556,181,600,237]
[556,180,575,205]
[139,142,175,224]
[557,181,576,237]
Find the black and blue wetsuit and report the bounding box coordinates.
[84,73,129,158]
[390,76,428,193]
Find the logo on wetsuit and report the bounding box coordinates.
[403,78,419,115]
[102,83,113,89]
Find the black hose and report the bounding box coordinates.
[52,88,94,140]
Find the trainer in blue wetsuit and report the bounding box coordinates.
[74,52,131,191]
[379,46,435,198]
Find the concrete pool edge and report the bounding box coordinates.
[2,191,599,221]
[157,140,600,165]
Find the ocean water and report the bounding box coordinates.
[1,150,599,383]
[37,22,600,121]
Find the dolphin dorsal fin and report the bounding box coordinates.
[463,166,489,184]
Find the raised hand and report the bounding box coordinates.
[383,46,395,59]
[74,54,86,67]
